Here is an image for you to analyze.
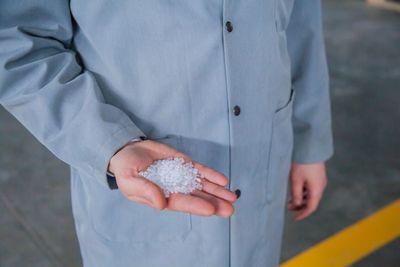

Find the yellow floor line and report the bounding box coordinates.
[281,199,400,267]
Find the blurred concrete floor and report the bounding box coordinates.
[0,0,399,266]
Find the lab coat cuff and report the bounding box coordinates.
[292,135,334,164]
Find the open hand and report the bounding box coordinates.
[108,138,237,217]
[288,162,328,221]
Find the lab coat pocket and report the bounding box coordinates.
[89,135,193,244]
[265,90,295,204]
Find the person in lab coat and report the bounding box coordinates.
[0,0,333,266]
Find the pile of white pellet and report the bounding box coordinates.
[138,157,203,197]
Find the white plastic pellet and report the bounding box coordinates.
[138,157,204,197]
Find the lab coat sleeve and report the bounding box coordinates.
[286,0,334,163]
[0,0,146,188]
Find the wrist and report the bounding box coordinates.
[107,135,148,176]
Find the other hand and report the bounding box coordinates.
[288,162,328,221]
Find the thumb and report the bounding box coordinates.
[116,174,167,210]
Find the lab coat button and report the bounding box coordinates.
[235,189,241,199]
[233,105,241,116]
[225,21,233,32]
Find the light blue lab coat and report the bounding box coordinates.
[0,1,333,266]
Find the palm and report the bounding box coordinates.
[109,139,237,217]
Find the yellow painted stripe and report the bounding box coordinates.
[281,200,400,267]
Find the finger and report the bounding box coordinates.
[287,189,308,203]
[192,161,229,187]
[291,178,304,207]
[165,192,216,216]
[117,174,167,210]
[191,190,235,218]
[201,179,237,203]
[130,195,154,206]
[287,200,306,211]
[287,200,298,210]
[294,185,322,221]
